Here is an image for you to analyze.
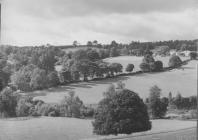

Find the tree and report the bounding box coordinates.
[148,85,167,119]
[168,55,182,67]
[16,97,34,117]
[125,64,134,73]
[110,47,119,57]
[0,87,18,117]
[30,68,48,90]
[87,41,93,47]
[87,49,100,62]
[154,61,163,71]
[11,65,36,91]
[109,63,123,76]
[60,91,83,118]
[72,60,92,81]
[173,92,183,109]
[168,92,173,105]
[139,62,150,72]
[189,52,197,60]
[73,40,78,47]
[47,71,59,87]
[142,54,155,64]
[98,49,109,59]
[93,86,151,135]
[155,46,170,56]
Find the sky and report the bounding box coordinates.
[1,0,198,46]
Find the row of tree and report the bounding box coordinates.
[0,87,93,118]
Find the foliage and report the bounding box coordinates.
[92,85,151,135]
[47,71,60,87]
[16,96,35,117]
[139,62,150,72]
[60,91,83,118]
[110,47,120,57]
[30,68,48,90]
[11,65,36,91]
[168,55,182,67]
[154,61,163,71]
[125,64,134,72]
[0,87,18,117]
[148,85,167,119]
[189,52,197,60]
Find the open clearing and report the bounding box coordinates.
[0,117,196,140]
[34,56,196,104]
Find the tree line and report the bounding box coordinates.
[0,44,188,93]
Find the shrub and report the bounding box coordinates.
[80,106,95,118]
[92,86,151,135]
[125,64,134,73]
[37,103,60,117]
[139,62,150,72]
[168,55,182,67]
[16,97,34,117]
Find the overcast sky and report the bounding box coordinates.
[1,0,198,46]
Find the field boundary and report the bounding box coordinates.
[87,126,196,140]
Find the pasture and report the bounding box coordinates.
[34,56,196,104]
[0,117,196,140]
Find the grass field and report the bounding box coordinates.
[0,117,196,140]
[35,56,196,104]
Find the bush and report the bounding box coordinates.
[92,86,151,135]
[16,97,34,117]
[168,55,182,67]
[37,103,60,117]
[139,62,150,72]
[80,106,95,118]
[125,64,134,73]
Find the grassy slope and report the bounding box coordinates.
[34,56,196,104]
[0,117,196,140]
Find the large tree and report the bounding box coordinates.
[168,55,182,67]
[93,85,151,135]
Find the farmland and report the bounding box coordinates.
[34,56,196,104]
[0,117,196,140]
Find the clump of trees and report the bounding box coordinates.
[170,93,197,110]
[146,85,168,119]
[139,52,163,72]
[60,49,123,83]
[0,87,18,117]
[0,87,94,118]
[168,55,182,67]
[92,83,151,135]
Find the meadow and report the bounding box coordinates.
[0,117,196,140]
[34,56,196,104]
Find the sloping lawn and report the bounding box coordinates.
[34,59,196,104]
[0,117,196,140]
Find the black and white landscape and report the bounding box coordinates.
[0,0,197,140]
